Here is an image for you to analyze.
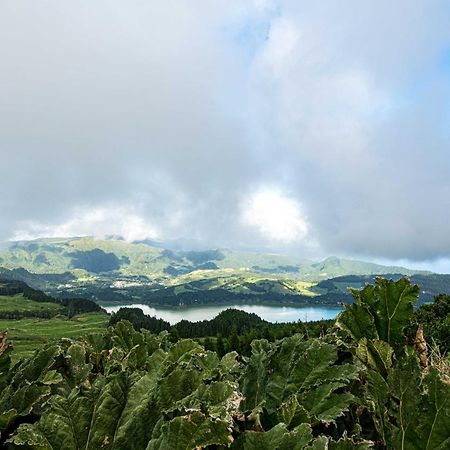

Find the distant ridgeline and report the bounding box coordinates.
[118,287,352,306]
[1,266,353,306]
[1,236,450,306]
[3,266,450,307]
[0,277,103,319]
[315,273,450,303]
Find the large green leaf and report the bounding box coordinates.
[241,336,357,425]
[337,278,419,350]
[388,357,450,450]
[371,278,419,347]
[65,343,93,387]
[336,302,377,342]
[111,321,148,370]
[146,411,231,450]
[0,344,61,435]
[240,339,272,411]
[356,338,393,377]
[275,395,309,428]
[0,332,12,392]
[233,423,313,450]
[233,423,372,450]
[175,380,242,425]
[9,373,135,450]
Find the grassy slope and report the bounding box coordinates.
[0,312,109,360]
[0,237,427,280]
[0,237,164,275]
[0,237,434,304]
[0,294,62,313]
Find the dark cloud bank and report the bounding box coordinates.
[1,1,450,268]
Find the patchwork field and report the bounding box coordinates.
[0,294,62,313]
[0,312,109,360]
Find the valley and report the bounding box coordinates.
[1,236,447,308]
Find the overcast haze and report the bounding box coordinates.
[1,1,450,271]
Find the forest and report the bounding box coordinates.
[0,278,103,320]
[0,277,448,449]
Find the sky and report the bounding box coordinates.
[1,1,450,271]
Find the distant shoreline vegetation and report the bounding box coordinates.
[97,292,350,308]
[98,299,345,310]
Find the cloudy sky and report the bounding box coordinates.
[1,1,450,271]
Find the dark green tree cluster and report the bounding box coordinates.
[108,307,334,356]
[108,307,171,333]
[412,293,450,352]
[0,278,104,318]
[0,310,56,320]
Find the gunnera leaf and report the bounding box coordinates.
[337,278,419,351]
[388,355,450,450]
[146,411,231,450]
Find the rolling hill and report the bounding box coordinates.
[0,236,439,305]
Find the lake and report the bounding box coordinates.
[103,303,343,325]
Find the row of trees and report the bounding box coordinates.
[109,292,450,358]
[0,278,104,318]
[109,307,336,356]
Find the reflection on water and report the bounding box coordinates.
[103,303,343,325]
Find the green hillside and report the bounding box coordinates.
[0,237,426,279]
[0,237,434,304]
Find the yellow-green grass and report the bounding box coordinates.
[0,294,62,313]
[0,312,109,361]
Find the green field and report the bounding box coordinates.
[0,294,62,313]
[0,312,109,360]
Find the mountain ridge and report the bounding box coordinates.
[0,236,438,305]
[0,236,429,278]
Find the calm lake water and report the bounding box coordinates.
[103,303,343,325]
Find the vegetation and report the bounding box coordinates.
[0,313,109,361]
[0,279,108,360]
[69,248,122,273]
[1,237,423,279]
[315,273,450,303]
[109,307,333,356]
[1,237,439,307]
[0,295,61,316]
[412,293,450,353]
[0,277,448,449]
[0,278,104,318]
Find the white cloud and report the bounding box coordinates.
[10,206,160,242]
[1,1,450,264]
[241,188,308,243]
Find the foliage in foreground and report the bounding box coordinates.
[0,278,448,449]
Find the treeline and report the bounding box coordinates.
[108,307,333,356]
[108,292,450,358]
[202,318,332,357]
[412,293,450,353]
[318,272,450,303]
[0,310,57,320]
[108,307,171,333]
[0,278,104,317]
[109,307,271,337]
[135,287,351,306]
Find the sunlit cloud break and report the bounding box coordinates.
[241,188,308,244]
